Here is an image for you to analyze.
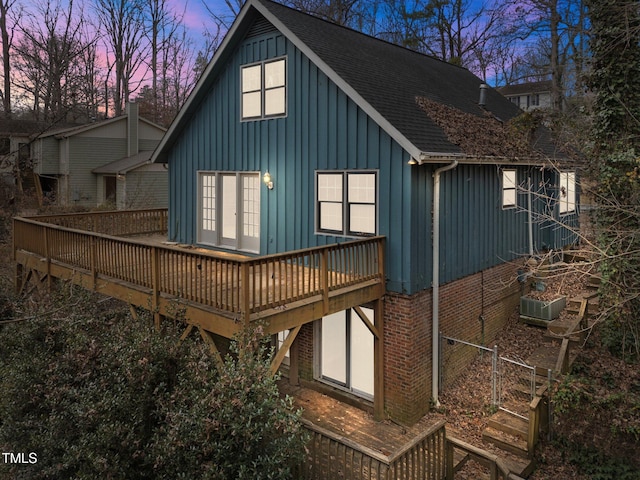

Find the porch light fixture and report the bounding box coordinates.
[408,158,418,166]
[263,171,274,189]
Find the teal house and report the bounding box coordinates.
[152,0,579,424]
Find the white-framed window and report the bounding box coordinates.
[198,171,261,253]
[241,57,286,120]
[558,171,576,214]
[502,169,517,208]
[316,171,377,236]
[316,307,375,399]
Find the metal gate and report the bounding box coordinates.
[497,356,536,419]
[439,334,498,407]
[439,334,539,415]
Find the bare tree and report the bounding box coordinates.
[93,0,148,116]
[503,0,589,111]
[13,0,96,122]
[376,0,512,75]
[0,0,21,119]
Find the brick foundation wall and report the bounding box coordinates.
[438,262,522,386]
[382,290,432,424]
[292,260,523,427]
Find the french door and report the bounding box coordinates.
[199,172,260,253]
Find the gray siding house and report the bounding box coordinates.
[152,0,579,424]
[32,103,167,209]
[498,80,553,111]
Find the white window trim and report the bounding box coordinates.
[502,169,517,209]
[315,170,378,237]
[558,171,576,215]
[240,57,287,121]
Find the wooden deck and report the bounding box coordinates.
[13,209,386,417]
[13,209,385,337]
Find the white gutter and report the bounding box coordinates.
[432,160,458,407]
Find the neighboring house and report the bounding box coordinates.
[498,80,553,111]
[0,119,47,190]
[32,103,168,209]
[152,0,579,425]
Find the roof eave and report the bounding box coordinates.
[416,151,551,166]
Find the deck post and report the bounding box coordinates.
[44,227,51,291]
[320,250,329,315]
[241,262,250,326]
[373,297,385,421]
[151,246,161,329]
[90,234,97,290]
[289,333,299,386]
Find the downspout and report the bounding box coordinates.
[432,160,458,407]
[527,176,534,257]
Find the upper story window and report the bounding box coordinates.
[316,171,377,236]
[502,169,517,209]
[241,57,286,120]
[558,171,576,214]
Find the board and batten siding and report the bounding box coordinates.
[435,164,579,287]
[167,28,418,294]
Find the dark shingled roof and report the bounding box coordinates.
[256,0,524,155]
[153,0,568,164]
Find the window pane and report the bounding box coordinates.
[318,174,342,201]
[241,64,261,92]
[265,87,285,116]
[201,174,216,232]
[349,204,375,234]
[222,175,237,240]
[321,312,347,384]
[348,173,375,203]
[350,308,374,396]
[320,202,343,231]
[264,59,285,88]
[242,175,260,238]
[503,170,516,189]
[503,189,516,208]
[242,91,261,118]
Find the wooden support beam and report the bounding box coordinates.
[288,330,299,386]
[269,325,301,375]
[179,324,195,342]
[199,327,225,371]
[353,305,379,338]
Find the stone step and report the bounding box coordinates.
[482,426,529,458]
[487,410,529,441]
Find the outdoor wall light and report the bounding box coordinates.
[407,158,418,166]
[263,171,274,189]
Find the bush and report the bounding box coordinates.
[0,286,307,479]
[152,325,308,480]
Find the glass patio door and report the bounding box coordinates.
[199,172,260,253]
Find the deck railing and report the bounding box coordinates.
[13,211,384,321]
[29,208,168,236]
[300,419,446,480]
